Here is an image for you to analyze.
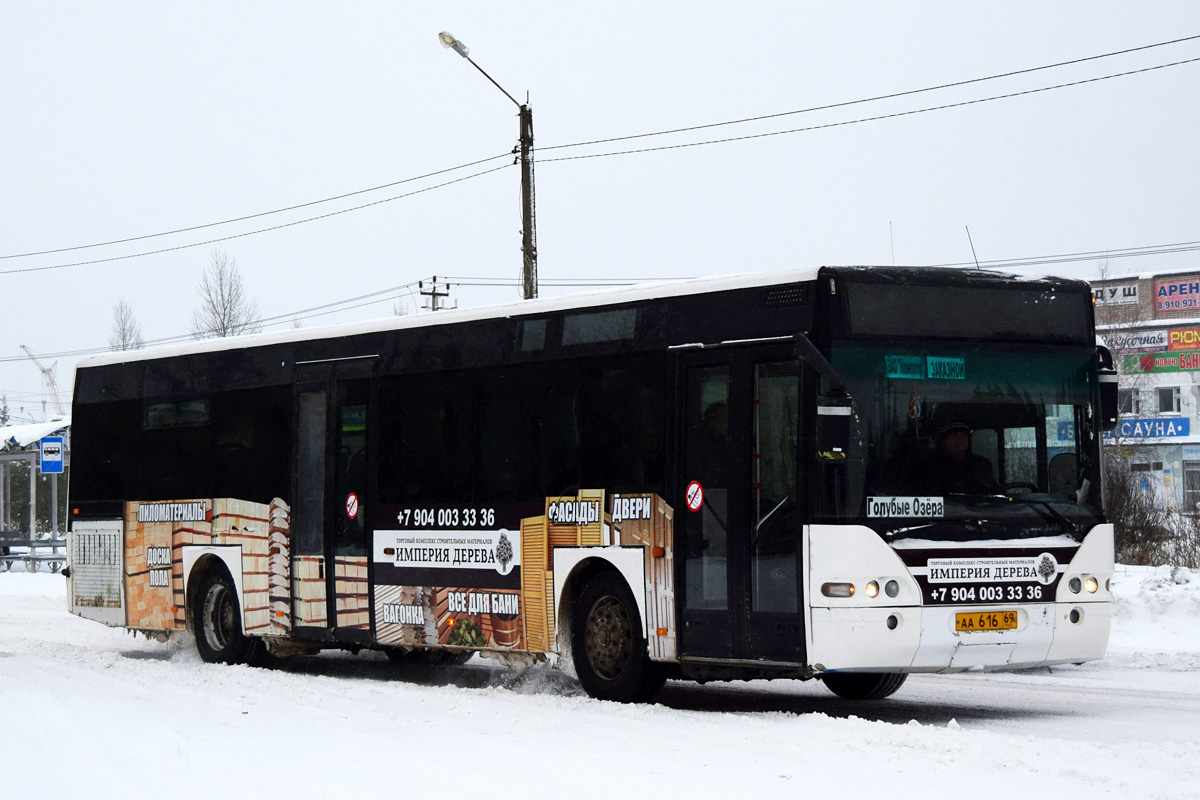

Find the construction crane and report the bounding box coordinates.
[19,345,66,418]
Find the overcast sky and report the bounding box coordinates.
[3,3,1200,422]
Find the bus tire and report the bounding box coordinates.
[821,672,907,700]
[193,568,255,665]
[572,571,663,703]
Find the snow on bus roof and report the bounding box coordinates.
[76,268,823,371]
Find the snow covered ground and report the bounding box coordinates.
[2,565,1198,799]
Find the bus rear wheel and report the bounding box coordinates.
[193,569,265,665]
[821,672,907,700]
[572,571,663,703]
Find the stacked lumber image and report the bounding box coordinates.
[292,555,327,626]
[373,584,432,645]
[170,515,214,629]
[212,498,272,634]
[334,556,370,629]
[267,498,291,635]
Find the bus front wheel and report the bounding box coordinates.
[821,672,908,700]
[572,571,663,703]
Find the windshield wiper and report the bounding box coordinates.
[1014,497,1080,538]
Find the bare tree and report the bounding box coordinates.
[190,250,262,339]
[109,297,145,351]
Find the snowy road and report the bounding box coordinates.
[2,566,1198,799]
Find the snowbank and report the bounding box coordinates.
[1,566,1197,799]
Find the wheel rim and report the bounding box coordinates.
[203,583,235,652]
[584,594,633,680]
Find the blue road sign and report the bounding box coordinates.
[41,436,64,474]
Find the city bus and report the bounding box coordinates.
[65,266,1118,703]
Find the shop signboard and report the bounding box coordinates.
[1155,278,1200,312]
[1094,284,1139,306]
[1103,330,1167,352]
[1104,417,1190,441]
[1122,350,1200,373]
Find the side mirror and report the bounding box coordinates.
[817,395,853,461]
[1097,345,1118,432]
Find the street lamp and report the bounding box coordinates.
[439,31,537,300]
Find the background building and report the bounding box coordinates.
[1093,269,1200,511]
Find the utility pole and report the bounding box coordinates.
[439,31,538,300]
[519,101,538,300]
[419,276,452,312]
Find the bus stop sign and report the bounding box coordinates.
[41,436,64,474]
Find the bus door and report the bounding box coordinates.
[291,357,376,643]
[676,342,806,664]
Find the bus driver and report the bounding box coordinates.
[931,420,999,495]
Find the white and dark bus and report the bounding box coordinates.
[65,266,1118,702]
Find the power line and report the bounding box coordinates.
[924,239,1200,271]
[0,152,512,261]
[540,34,1200,153]
[0,274,683,364]
[0,163,514,276]
[1,226,1198,367]
[0,281,427,363]
[538,56,1200,164]
[4,35,1196,269]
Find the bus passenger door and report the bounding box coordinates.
[291,358,375,643]
[676,344,806,664]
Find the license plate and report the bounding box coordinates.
[955,610,1018,632]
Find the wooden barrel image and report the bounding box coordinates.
[491,613,522,648]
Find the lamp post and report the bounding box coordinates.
[438,31,537,300]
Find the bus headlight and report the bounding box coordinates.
[884,580,900,598]
[865,581,879,598]
[821,582,855,598]
[1068,577,1081,594]
[1085,577,1099,593]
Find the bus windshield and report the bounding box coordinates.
[831,342,1103,541]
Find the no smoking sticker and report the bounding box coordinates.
[346,493,360,519]
[686,481,704,512]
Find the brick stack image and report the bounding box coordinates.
[267,498,291,636]
[124,503,179,630]
[334,556,370,629]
